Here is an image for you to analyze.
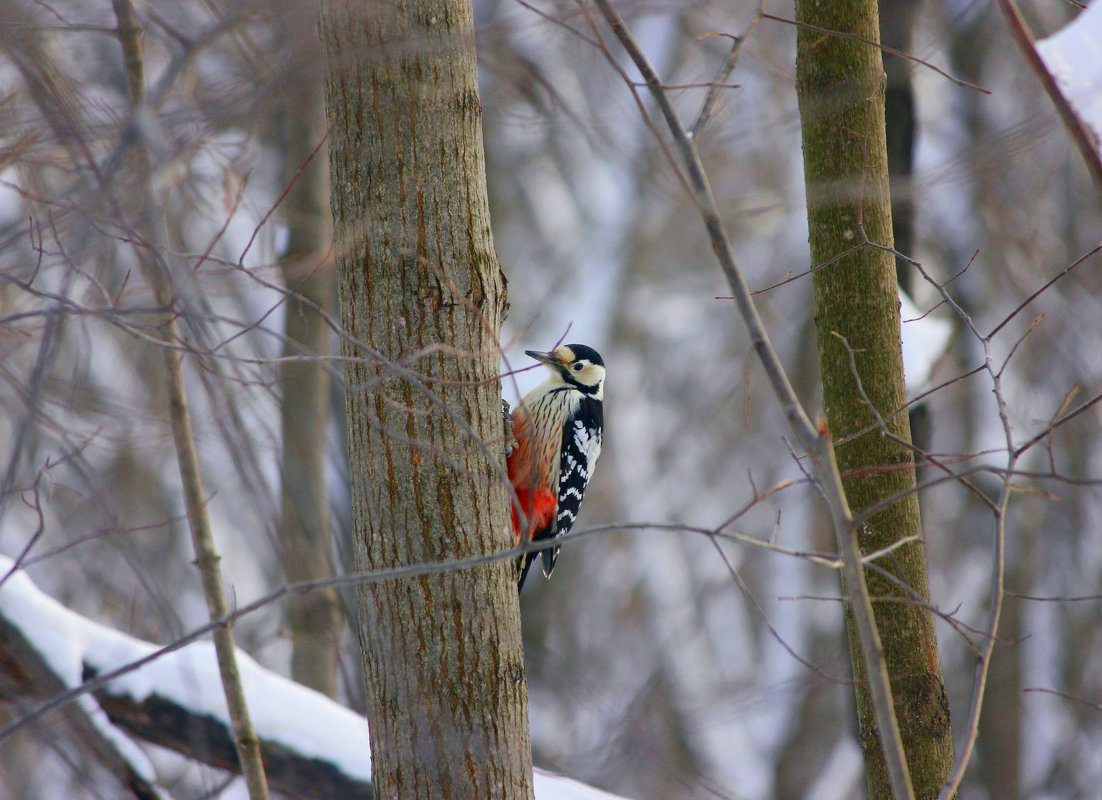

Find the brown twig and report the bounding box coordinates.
[109,2,271,799]
[690,4,763,137]
[988,242,1102,338]
[762,11,990,94]
[994,0,1102,191]
[905,254,1015,800]
[584,2,916,797]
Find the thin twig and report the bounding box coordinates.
[584,3,915,798]
[690,4,763,138]
[762,12,990,94]
[110,2,271,798]
[988,242,1102,338]
[1013,390,1102,458]
[994,0,1102,191]
[906,258,1013,800]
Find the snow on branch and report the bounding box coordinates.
[0,612,163,800]
[998,0,1102,189]
[0,557,629,800]
[1036,2,1102,148]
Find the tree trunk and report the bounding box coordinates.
[879,0,919,293]
[273,0,343,699]
[794,2,956,798]
[112,3,271,798]
[318,2,532,799]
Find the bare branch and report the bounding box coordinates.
[690,5,763,138]
[908,251,1016,800]
[0,616,164,800]
[994,0,1102,191]
[583,3,915,797]
[109,2,271,798]
[761,11,990,94]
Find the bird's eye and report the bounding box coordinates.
[573,362,585,371]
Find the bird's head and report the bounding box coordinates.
[526,344,605,399]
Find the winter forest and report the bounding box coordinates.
[1,0,1101,799]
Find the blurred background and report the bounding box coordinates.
[1,0,1100,798]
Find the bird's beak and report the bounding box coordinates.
[525,349,560,366]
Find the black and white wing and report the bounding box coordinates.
[542,397,603,577]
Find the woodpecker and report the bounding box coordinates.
[507,344,605,590]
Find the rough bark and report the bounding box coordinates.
[319,2,531,799]
[273,0,342,699]
[794,1,956,798]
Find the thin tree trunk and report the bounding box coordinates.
[111,4,271,800]
[794,2,956,798]
[273,0,342,699]
[319,2,532,799]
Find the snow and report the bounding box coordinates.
[76,691,160,786]
[110,640,374,782]
[0,555,635,799]
[899,287,952,394]
[0,557,158,782]
[0,553,371,781]
[0,558,139,685]
[1037,2,1102,145]
[534,769,632,799]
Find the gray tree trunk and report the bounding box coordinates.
[319,1,533,798]
[273,0,343,699]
